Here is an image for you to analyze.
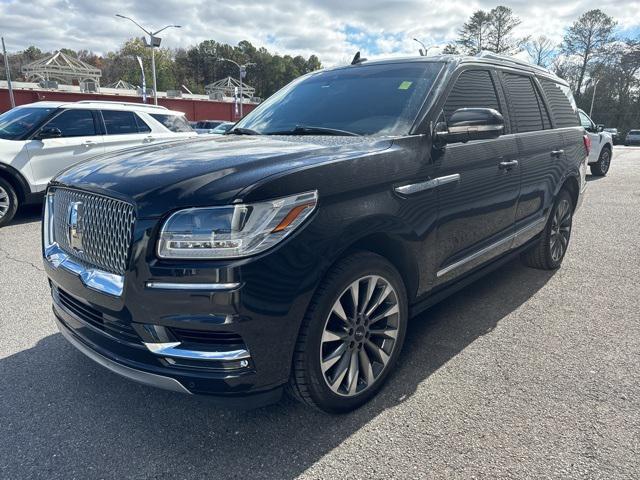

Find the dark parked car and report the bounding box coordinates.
[43,52,588,413]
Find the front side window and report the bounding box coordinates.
[443,70,501,122]
[235,62,444,136]
[502,73,544,133]
[44,109,96,137]
[0,107,56,140]
[578,111,594,130]
[150,114,193,133]
[102,110,143,135]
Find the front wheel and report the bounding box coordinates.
[288,252,408,413]
[521,189,573,270]
[0,178,18,227]
[590,147,611,176]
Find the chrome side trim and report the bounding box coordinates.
[437,217,546,278]
[395,174,461,195]
[55,316,192,395]
[143,342,251,361]
[45,243,124,297]
[145,282,241,291]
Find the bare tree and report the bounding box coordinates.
[526,36,556,67]
[562,9,616,98]
[441,43,460,55]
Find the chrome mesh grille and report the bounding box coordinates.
[51,188,136,275]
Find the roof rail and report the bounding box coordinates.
[74,100,169,110]
[475,51,553,76]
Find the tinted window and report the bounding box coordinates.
[45,109,96,137]
[502,73,543,133]
[443,70,500,122]
[534,84,552,129]
[151,114,193,132]
[0,107,56,140]
[539,79,579,127]
[102,110,141,135]
[135,114,151,133]
[235,62,444,136]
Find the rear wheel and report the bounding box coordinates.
[0,178,18,227]
[288,252,408,413]
[590,147,611,176]
[521,189,573,270]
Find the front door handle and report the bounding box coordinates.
[498,160,518,170]
[145,135,156,143]
[551,149,564,157]
[82,141,96,147]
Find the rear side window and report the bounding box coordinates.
[534,86,552,129]
[539,79,579,127]
[150,114,193,133]
[502,73,543,133]
[45,109,96,137]
[443,70,500,121]
[102,110,149,135]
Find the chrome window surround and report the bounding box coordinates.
[43,192,125,297]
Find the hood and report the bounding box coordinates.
[52,135,393,217]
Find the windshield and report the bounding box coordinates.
[0,107,56,140]
[234,62,443,136]
[629,130,640,135]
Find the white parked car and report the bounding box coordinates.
[0,101,196,226]
[578,109,613,176]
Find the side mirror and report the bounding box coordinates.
[435,108,504,145]
[597,124,605,133]
[37,126,62,139]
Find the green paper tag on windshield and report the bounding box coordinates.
[398,81,413,90]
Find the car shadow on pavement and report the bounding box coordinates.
[6,204,43,226]
[0,259,555,479]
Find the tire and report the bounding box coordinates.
[521,189,573,270]
[0,178,18,227]
[590,147,612,176]
[288,251,408,413]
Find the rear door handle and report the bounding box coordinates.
[551,149,564,157]
[82,141,96,147]
[498,160,518,170]
[145,135,156,143]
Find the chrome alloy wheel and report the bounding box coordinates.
[550,199,571,262]
[320,275,400,397]
[0,186,9,219]
[599,149,611,173]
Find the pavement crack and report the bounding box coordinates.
[0,244,45,272]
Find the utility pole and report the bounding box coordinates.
[1,37,15,108]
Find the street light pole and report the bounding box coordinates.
[217,58,254,118]
[589,79,600,118]
[413,38,428,56]
[115,14,181,105]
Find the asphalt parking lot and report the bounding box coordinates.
[1,148,639,479]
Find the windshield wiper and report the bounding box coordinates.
[266,125,360,136]
[226,127,262,135]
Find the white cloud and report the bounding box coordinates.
[0,0,638,66]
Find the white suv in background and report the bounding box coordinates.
[578,109,613,177]
[0,101,196,226]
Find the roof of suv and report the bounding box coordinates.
[327,51,567,86]
[16,100,187,117]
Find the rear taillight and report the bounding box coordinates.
[583,135,591,156]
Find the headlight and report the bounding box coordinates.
[157,191,318,259]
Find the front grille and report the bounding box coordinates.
[53,286,140,344]
[51,188,135,276]
[171,327,245,347]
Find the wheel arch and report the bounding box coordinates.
[0,164,30,203]
[558,174,580,212]
[333,232,420,303]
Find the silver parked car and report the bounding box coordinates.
[625,129,640,146]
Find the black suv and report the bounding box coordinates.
[43,52,588,413]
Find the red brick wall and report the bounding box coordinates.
[0,88,256,121]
